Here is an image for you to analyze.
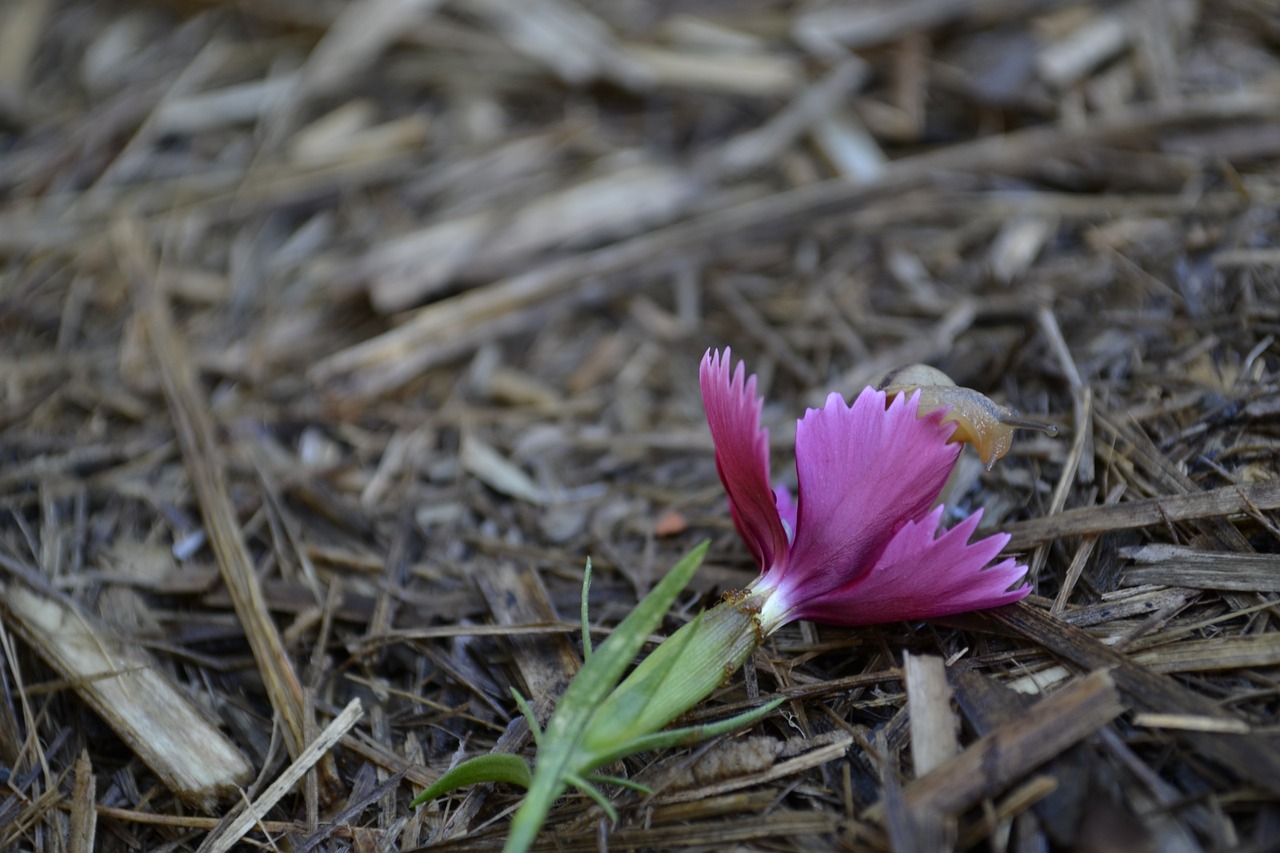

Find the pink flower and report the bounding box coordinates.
[700,348,1029,628]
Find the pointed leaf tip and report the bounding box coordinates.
[409,753,533,808]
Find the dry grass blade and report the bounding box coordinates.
[199,698,363,853]
[111,219,336,794]
[68,749,96,853]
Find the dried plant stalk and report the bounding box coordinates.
[112,220,340,797]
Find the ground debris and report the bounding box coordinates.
[1,0,1278,850]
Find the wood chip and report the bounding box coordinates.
[894,669,1122,817]
[461,433,549,505]
[68,750,97,853]
[1131,713,1251,734]
[903,653,958,777]
[982,603,1280,798]
[0,580,251,810]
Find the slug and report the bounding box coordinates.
[876,364,1057,469]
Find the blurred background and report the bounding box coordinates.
[2,0,1280,850]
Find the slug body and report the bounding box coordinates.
[876,365,1056,469]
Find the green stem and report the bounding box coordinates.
[582,592,767,758]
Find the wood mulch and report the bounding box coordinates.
[2,0,1279,850]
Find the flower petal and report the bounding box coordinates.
[700,349,790,573]
[783,387,959,595]
[792,507,1029,626]
[773,486,797,543]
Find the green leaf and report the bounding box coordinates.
[409,753,532,808]
[581,557,593,660]
[586,774,652,795]
[566,771,618,823]
[588,697,784,769]
[503,542,710,853]
[581,609,705,750]
[511,688,542,748]
[585,590,767,758]
[529,542,711,775]
[558,542,710,726]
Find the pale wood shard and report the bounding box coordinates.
[153,77,299,137]
[988,215,1054,284]
[809,109,887,182]
[652,733,853,805]
[903,653,958,778]
[1037,10,1130,89]
[460,433,549,506]
[365,161,701,313]
[1121,544,1280,592]
[902,652,959,853]
[1060,586,1197,628]
[623,44,802,97]
[1132,713,1251,734]
[0,581,251,811]
[295,0,448,99]
[1131,633,1280,674]
[457,0,650,88]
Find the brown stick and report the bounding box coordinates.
[1002,479,1280,550]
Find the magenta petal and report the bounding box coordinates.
[773,486,798,541]
[784,388,959,596]
[793,507,1029,626]
[700,349,790,573]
